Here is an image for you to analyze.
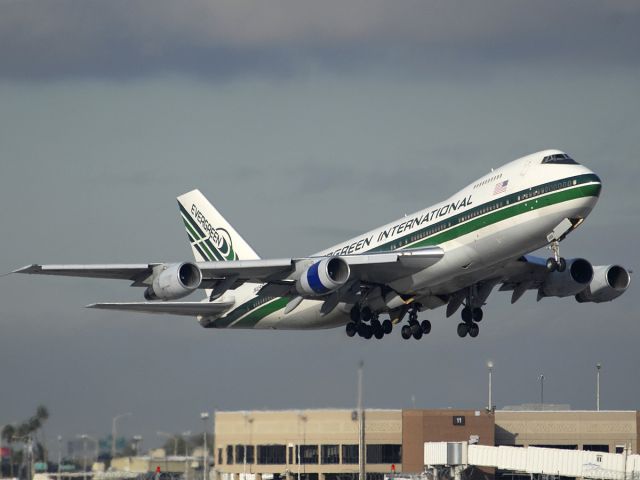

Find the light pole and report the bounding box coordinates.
[596,363,602,411]
[243,413,253,476]
[357,361,365,480]
[111,413,132,459]
[538,374,544,409]
[487,361,494,411]
[297,413,307,480]
[78,435,98,480]
[57,436,62,478]
[201,412,210,480]
[182,431,191,480]
[132,436,143,456]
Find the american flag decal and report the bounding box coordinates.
[493,180,509,195]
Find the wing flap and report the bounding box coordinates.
[87,301,234,316]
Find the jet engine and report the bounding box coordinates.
[296,257,350,297]
[541,258,593,298]
[575,265,631,303]
[144,262,202,300]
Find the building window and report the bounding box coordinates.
[342,444,358,464]
[257,445,286,464]
[218,449,222,465]
[227,445,234,464]
[366,444,401,464]
[246,445,255,464]
[298,445,318,464]
[366,474,384,480]
[584,445,609,453]
[288,446,294,464]
[236,445,245,463]
[321,445,339,464]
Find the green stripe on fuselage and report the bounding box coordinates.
[215,174,601,328]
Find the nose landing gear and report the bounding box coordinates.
[546,239,567,272]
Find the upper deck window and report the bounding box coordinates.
[542,153,578,165]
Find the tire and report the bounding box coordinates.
[469,323,479,338]
[346,322,357,337]
[412,329,423,340]
[357,323,368,337]
[361,307,373,322]
[374,327,384,340]
[401,325,412,339]
[371,319,381,331]
[350,305,361,322]
[558,257,567,272]
[362,325,373,339]
[410,321,421,335]
[421,319,432,334]
[457,322,469,338]
[461,307,472,323]
[382,319,393,334]
[472,308,483,322]
[546,257,557,272]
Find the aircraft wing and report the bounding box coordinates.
[87,301,235,316]
[14,247,443,287]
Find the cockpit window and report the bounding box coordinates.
[541,153,578,165]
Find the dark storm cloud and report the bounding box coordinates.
[1,0,639,80]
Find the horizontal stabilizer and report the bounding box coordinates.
[87,301,234,317]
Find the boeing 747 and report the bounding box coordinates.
[15,149,631,339]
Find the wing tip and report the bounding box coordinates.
[12,264,42,274]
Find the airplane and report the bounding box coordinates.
[14,149,631,340]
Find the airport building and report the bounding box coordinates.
[212,409,639,480]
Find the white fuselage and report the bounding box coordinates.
[213,150,601,329]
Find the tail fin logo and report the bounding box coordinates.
[180,203,238,261]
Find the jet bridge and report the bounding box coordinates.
[424,442,640,480]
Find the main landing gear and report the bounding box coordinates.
[546,239,567,272]
[457,289,483,338]
[345,305,393,340]
[400,306,431,341]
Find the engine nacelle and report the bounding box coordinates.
[575,265,631,303]
[144,262,202,300]
[541,258,594,298]
[296,257,350,297]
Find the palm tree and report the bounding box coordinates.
[2,424,16,477]
[35,405,49,461]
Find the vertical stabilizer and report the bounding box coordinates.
[177,189,260,262]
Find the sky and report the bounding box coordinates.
[1,0,639,456]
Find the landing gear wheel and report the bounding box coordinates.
[546,257,558,272]
[468,323,479,338]
[361,306,373,322]
[346,322,357,337]
[461,306,473,323]
[472,308,483,322]
[358,323,371,339]
[412,329,423,340]
[401,325,412,340]
[371,319,383,339]
[557,257,567,272]
[421,320,432,334]
[350,305,361,322]
[382,319,393,335]
[410,320,421,336]
[457,322,469,338]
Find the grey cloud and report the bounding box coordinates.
[1,0,639,80]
